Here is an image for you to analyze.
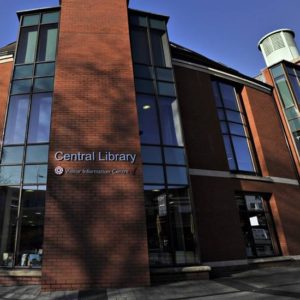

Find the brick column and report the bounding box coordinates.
[42,0,150,290]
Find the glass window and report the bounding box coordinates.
[164,147,185,165]
[22,15,40,26]
[219,83,239,110]
[236,194,279,258]
[150,30,171,67]
[271,64,284,78]
[33,77,54,92]
[156,68,174,82]
[129,15,147,27]
[232,136,255,172]
[229,123,246,136]
[0,166,22,185]
[288,75,300,104]
[292,131,300,153]
[23,165,48,185]
[4,95,30,145]
[13,65,34,79]
[16,186,45,267]
[16,26,38,64]
[223,136,237,170]
[0,187,20,267]
[150,19,166,30]
[141,146,162,164]
[131,28,151,65]
[157,82,176,97]
[166,166,188,185]
[28,93,52,143]
[135,79,154,94]
[225,110,243,124]
[11,79,32,95]
[159,97,183,146]
[134,65,153,79]
[35,63,55,77]
[285,106,300,120]
[26,145,49,163]
[289,117,300,132]
[275,77,295,108]
[1,146,24,165]
[144,187,172,266]
[220,121,228,134]
[136,94,160,144]
[41,11,59,24]
[143,165,164,184]
[37,24,58,61]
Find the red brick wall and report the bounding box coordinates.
[0,61,13,137]
[42,0,150,291]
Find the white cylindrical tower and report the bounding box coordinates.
[258,29,300,67]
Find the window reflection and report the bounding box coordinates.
[28,93,52,143]
[37,24,58,62]
[17,186,45,268]
[0,187,19,267]
[4,95,30,145]
[159,97,183,146]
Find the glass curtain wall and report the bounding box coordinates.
[129,12,198,266]
[271,64,300,155]
[212,80,258,173]
[0,10,59,268]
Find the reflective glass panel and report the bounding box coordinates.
[157,82,176,97]
[275,77,295,108]
[33,77,54,92]
[150,19,166,30]
[289,117,300,132]
[229,123,246,136]
[131,28,151,65]
[164,147,185,165]
[37,24,58,61]
[285,106,300,120]
[159,97,183,146]
[223,136,237,170]
[0,187,20,267]
[35,63,55,77]
[16,27,38,64]
[232,136,255,172]
[156,68,174,82]
[219,83,238,110]
[1,147,24,165]
[150,30,171,67]
[144,187,172,266]
[288,75,300,104]
[41,12,59,24]
[11,79,32,95]
[141,146,162,164]
[16,186,45,267]
[4,95,30,145]
[0,166,22,185]
[135,79,154,94]
[26,145,49,163]
[271,64,284,78]
[136,94,160,144]
[166,166,188,185]
[129,15,147,27]
[143,165,164,184]
[28,93,52,143]
[13,65,34,79]
[22,15,39,26]
[134,65,153,79]
[225,110,243,124]
[23,165,48,185]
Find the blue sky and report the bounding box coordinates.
[1,0,300,76]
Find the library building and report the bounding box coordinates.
[0,0,299,291]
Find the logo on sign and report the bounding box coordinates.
[54,166,64,176]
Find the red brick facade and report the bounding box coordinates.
[41,0,150,291]
[0,61,12,136]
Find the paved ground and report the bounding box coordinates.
[0,265,300,299]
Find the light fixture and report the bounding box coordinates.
[152,189,160,192]
[143,105,151,110]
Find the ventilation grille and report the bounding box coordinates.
[285,33,295,47]
[263,32,285,56]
